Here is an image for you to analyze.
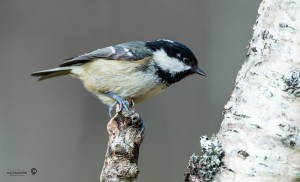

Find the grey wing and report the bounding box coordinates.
[59,41,153,67]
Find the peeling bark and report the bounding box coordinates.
[100,107,144,182]
[186,0,300,181]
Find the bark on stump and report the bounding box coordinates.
[100,107,145,182]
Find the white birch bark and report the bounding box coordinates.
[185,0,300,181]
[215,0,300,181]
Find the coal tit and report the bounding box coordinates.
[31,39,206,115]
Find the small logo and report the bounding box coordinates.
[6,169,27,176]
[31,168,37,175]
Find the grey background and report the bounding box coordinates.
[0,0,261,181]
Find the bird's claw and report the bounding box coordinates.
[117,99,130,113]
[106,92,133,117]
[108,103,115,117]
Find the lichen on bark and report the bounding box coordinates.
[185,136,224,182]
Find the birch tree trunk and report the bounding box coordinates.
[186,0,300,181]
[216,0,300,180]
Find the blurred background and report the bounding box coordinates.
[0,0,261,181]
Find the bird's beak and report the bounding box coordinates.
[193,67,206,76]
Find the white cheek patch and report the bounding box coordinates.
[152,49,191,75]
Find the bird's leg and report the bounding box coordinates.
[106,92,131,116]
[106,95,144,132]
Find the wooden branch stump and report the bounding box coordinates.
[100,106,145,182]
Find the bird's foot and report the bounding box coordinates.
[106,92,133,117]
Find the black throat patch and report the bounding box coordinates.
[154,65,193,86]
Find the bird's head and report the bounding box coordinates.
[145,39,206,85]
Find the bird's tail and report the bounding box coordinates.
[31,67,72,81]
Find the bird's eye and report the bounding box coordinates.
[183,57,188,62]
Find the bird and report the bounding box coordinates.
[31,39,206,116]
